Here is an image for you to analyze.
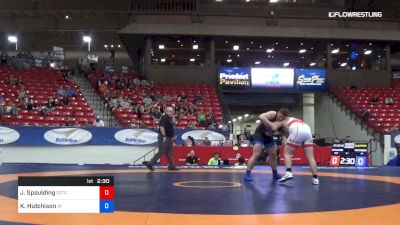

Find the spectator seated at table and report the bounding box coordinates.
[186,150,199,165]
[207,153,221,166]
[234,157,246,166]
[184,136,195,147]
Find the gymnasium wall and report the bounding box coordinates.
[328,70,391,87]
[0,146,154,165]
[314,93,383,166]
[146,65,217,84]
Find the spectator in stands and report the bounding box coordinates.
[65,116,71,127]
[17,98,28,110]
[7,74,16,85]
[188,123,196,129]
[93,116,105,127]
[197,110,207,127]
[62,95,69,106]
[154,91,162,101]
[50,98,58,107]
[361,108,371,122]
[133,78,141,86]
[108,96,118,110]
[203,137,211,146]
[188,104,197,115]
[385,96,394,105]
[141,79,150,87]
[39,105,52,116]
[0,94,3,101]
[238,134,249,147]
[162,94,172,102]
[207,153,221,166]
[143,95,153,106]
[15,76,23,86]
[117,79,126,90]
[193,91,202,104]
[64,86,76,97]
[177,91,187,103]
[119,97,131,109]
[186,150,199,165]
[99,81,109,92]
[150,106,162,121]
[184,136,195,147]
[27,98,37,111]
[17,87,26,101]
[128,121,138,128]
[140,89,147,98]
[234,157,246,166]
[370,95,379,105]
[177,103,187,116]
[73,120,81,127]
[391,124,400,132]
[56,86,66,96]
[0,99,4,115]
[4,101,18,115]
[138,120,146,128]
[149,81,155,90]
[243,127,253,141]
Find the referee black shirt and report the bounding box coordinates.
[159,114,174,138]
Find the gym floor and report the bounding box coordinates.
[0,164,399,225]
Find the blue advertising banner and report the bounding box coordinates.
[218,67,251,88]
[295,69,327,92]
[0,126,229,146]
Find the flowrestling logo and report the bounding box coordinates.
[328,11,382,18]
[114,129,158,145]
[0,126,20,144]
[181,130,226,145]
[44,128,92,145]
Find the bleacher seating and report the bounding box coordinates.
[331,86,400,133]
[88,72,223,128]
[0,66,95,126]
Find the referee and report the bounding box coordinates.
[145,106,179,171]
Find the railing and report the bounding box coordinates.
[132,146,159,165]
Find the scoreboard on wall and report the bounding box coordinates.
[329,142,368,167]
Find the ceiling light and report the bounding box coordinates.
[259,45,263,49]
[340,62,347,67]
[65,15,69,19]
[228,121,232,124]
[158,45,165,49]
[299,49,307,53]
[244,114,249,117]
[227,59,232,63]
[233,45,239,51]
[110,45,114,48]
[225,41,228,43]
[352,66,356,70]
[8,36,17,43]
[161,58,166,62]
[310,62,316,66]
[275,42,278,45]
[331,48,339,54]
[255,120,260,123]
[364,50,372,55]
[283,62,290,67]
[255,61,260,65]
[266,48,274,53]
[246,48,250,51]
[177,40,181,43]
[82,36,91,43]
[238,116,243,120]
[216,0,223,2]
[104,45,108,48]
[193,40,197,43]
[286,46,289,49]
[237,54,240,57]
[190,58,195,62]
[232,118,237,122]
[118,45,121,48]
[369,42,372,45]
[193,44,198,49]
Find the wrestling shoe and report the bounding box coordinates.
[312,178,320,185]
[277,172,293,182]
[272,173,282,181]
[243,172,254,181]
